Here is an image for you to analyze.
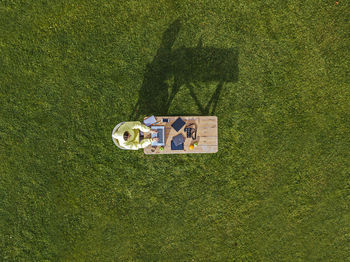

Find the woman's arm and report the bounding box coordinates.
[128,121,151,132]
[140,138,152,148]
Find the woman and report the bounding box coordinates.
[112,121,158,150]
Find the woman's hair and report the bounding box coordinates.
[123,131,129,141]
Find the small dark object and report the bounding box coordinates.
[171,140,184,150]
[192,129,197,140]
[172,134,185,147]
[184,127,192,138]
[162,118,169,122]
[184,124,197,140]
[171,117,185,132]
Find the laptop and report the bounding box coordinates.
[151,126,165,146]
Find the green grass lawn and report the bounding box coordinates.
[1,0,350,261]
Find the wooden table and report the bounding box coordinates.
[144,116,218,155]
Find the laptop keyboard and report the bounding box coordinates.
[157,128,164,144]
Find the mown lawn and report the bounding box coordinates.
[1,0,350,261]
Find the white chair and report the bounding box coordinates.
[112,122,133,150]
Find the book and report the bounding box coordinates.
[171,140,184,150]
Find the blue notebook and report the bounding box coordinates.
[143,115,157,126]
[171,140,184,150]
[172,134,185,147]
[171,117,185,132]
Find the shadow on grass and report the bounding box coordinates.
[130,19,239,118]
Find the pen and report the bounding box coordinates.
[152,120,161,125]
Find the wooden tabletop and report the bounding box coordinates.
[144,116,218,154]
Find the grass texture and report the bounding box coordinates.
[1,0,350,261]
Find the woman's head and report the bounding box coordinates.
[123,131,130,141]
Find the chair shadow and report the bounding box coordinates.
[130,19,239,119]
